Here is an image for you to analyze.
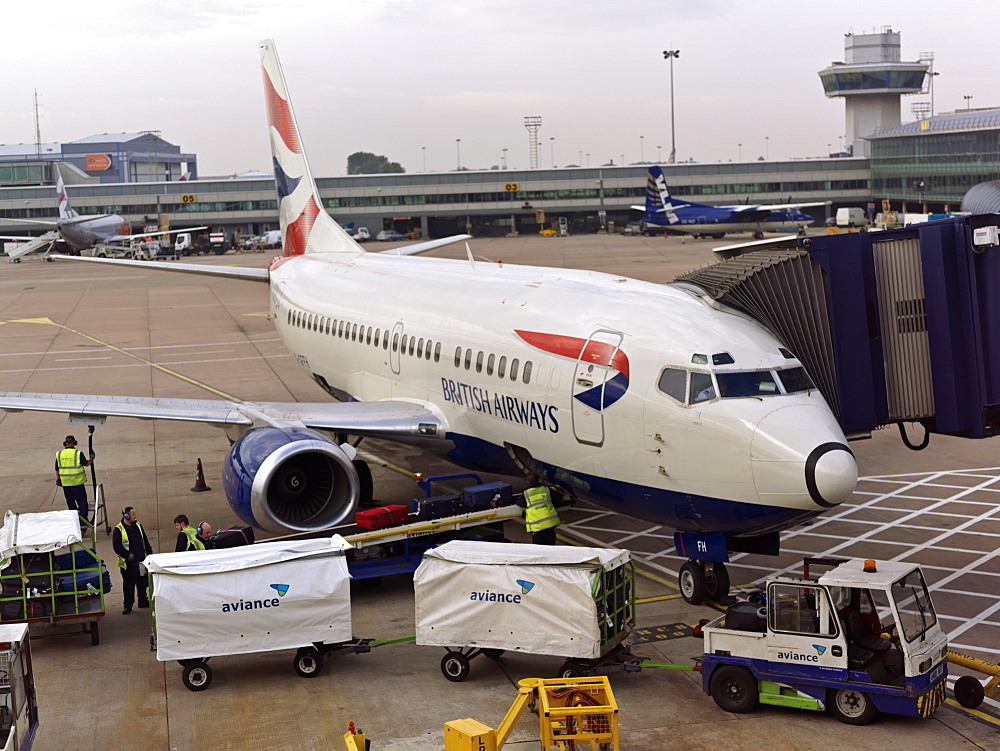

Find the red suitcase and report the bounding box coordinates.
[355,505,410,530]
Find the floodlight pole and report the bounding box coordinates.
[663,50,679,164]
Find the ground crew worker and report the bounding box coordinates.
[173,514,206,552]
[520,474,561,545]
[196,521,214,550]
[54,435,93,520]
[112,506,152,615]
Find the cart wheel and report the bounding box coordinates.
[481,649,505,659]
[826,687,877,725]
[710,665,758,714]
[558,659,589,679]
[182,662,213,692]
[90,621,100,647]
[679,561,707,605]
[954,675,985,709]
[294,647,324,678]
[441,651,471,682]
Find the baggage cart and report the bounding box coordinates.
[414,541,635,681]
[0,510,108,646]
[0,624,39,751]
[146,535,367,691]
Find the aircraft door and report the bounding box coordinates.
[389,321,403,375]
[571,330,623,447]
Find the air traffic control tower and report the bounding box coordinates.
[818,29,929,157]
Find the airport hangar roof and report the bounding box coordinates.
[870,108,1000,138]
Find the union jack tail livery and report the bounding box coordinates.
[259,39,360,258]
[54,165,78,220]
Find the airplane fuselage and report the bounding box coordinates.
[57,215,132,252]
[645,207,812,236]
[268,251,856,540]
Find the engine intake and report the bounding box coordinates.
[223,426,359,534]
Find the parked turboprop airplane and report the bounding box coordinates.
[0,40,858,603]
[634,165,825,239]
[0,167,205,261]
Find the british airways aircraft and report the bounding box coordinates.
[0,167,205,261]
[0,41,858,603]
[634,165,824,240]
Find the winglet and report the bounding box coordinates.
[259,39,360,258]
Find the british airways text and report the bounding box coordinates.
[441,378,559,433]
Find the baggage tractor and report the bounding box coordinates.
[460,481,513,509]
[725,601,765,632]
[413,494,460,520]
[210,526,255,549]
[356,505,409,530]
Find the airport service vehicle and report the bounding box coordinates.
[0,623,39,750]
[260,229,283,248]
[376,229,404,241]
[700,557,948,725]
[634,165,822,239]
[0,40,860,604]
[350,227,370,242]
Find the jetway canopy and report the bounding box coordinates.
[675,215,1000,441]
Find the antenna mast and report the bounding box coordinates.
[33,90,42,158]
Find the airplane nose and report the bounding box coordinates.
[751,405,858,509]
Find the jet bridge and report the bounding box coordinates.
[675,215,1000,445]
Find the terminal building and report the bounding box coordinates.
[0,29,997,240]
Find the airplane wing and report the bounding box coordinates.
[0,218,61,227]
[728,201,827,212]
[109,226,209,242]
[49,253,269,282]
[0,393,447,440]
[377,234,472,256]
[5,232,61,260]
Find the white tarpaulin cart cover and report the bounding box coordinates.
[414,541,631,659]
[145,535,352,662]
[0,510,83,571]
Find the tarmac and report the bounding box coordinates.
[0,233,998,750]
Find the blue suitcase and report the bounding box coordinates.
[461,482,513,509]
[57,565,112,599]
[414,494,460,520]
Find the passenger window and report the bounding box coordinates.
[401,334,408,353]
[383,330,389,349]
[332,319,338,335]
[374,328,380,345]
[454,347,462,367]
[690,372,716,403]
[366,327,372,345]
[408,337,415,356]
[325,319,331,335]
[657,368,687,402]
[425,340,432,360]
[352,324,358,341]
[498,356,507,378]
[487,354,495,376]
[434,342,441,362]
[417,338,424,358]
[523,361,532,384]
[464,350,472,370]
[338,321,345,337]
[392,333,399,352]
[510,358,519,381]
[476,351,484,373]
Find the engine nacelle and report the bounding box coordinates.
[223,426,360,534]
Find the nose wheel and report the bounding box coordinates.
[679,560,730,605]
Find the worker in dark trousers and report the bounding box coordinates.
[54,435,93,520]
[519,474,561,545]
[112,506,152,615]
[173,514,206,552]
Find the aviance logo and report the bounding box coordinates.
[470,581,535,604]
[221,583,289,613]
[776,650,820,663]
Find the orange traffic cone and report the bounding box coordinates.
[191,458,211,492]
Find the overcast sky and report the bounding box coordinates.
[3,1,997,177]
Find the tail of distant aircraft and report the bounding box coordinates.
[53,165,78,220]
[642,166,694,223]
[259,39,360,258]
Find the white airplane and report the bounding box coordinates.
[0,166,205,261]
[0,40,858,603]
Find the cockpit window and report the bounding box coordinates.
[779,347,796,360]
[691,353,708,365]
[777,366,814,393]
[712,352,735,365]
[716,371,779,397]
[657,368,687,402]
[690,372,716,403]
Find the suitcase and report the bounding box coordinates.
[0,600,23,621]
[26,598,52,619]
[54,548,101,571]
[725,601,765,632]
[414,494,460,520]
[57,566,112,600]
[210,526,255,549]
[461,481,513,509]
[356,505,410,530]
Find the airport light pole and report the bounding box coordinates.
[738,143,742,161]
[657,145,662,162]
[964,94,973,110]
[765,136,770,160]
[501,148,508,170]
[422,146,426,172]
[663,49,679,164]
[455,139,461,170]
[640,135,644,162]
[550,137,555,167]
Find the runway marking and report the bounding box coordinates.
[0,336,282,358]
[0,354,290,375]
[8,317,242,401]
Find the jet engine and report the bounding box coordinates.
[223,426,360,534]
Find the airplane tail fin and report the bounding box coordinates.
[53,165,77,220]
[644,166,678,215]
[259,39,360,258]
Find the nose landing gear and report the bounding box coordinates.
[679,560,730,605]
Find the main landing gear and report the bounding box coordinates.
[678,560,730,605]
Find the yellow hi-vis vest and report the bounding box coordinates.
[115,521,147,569]
[56,448,87,486]
[524,486,559,533]
[181,526,206,552]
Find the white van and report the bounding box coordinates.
[351,227,370,242]
[260,230,282,249]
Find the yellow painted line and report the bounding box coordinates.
[944,698,1000,726]
[636,594,684,603]
[10,318,241,401]
[245,311,271,317]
